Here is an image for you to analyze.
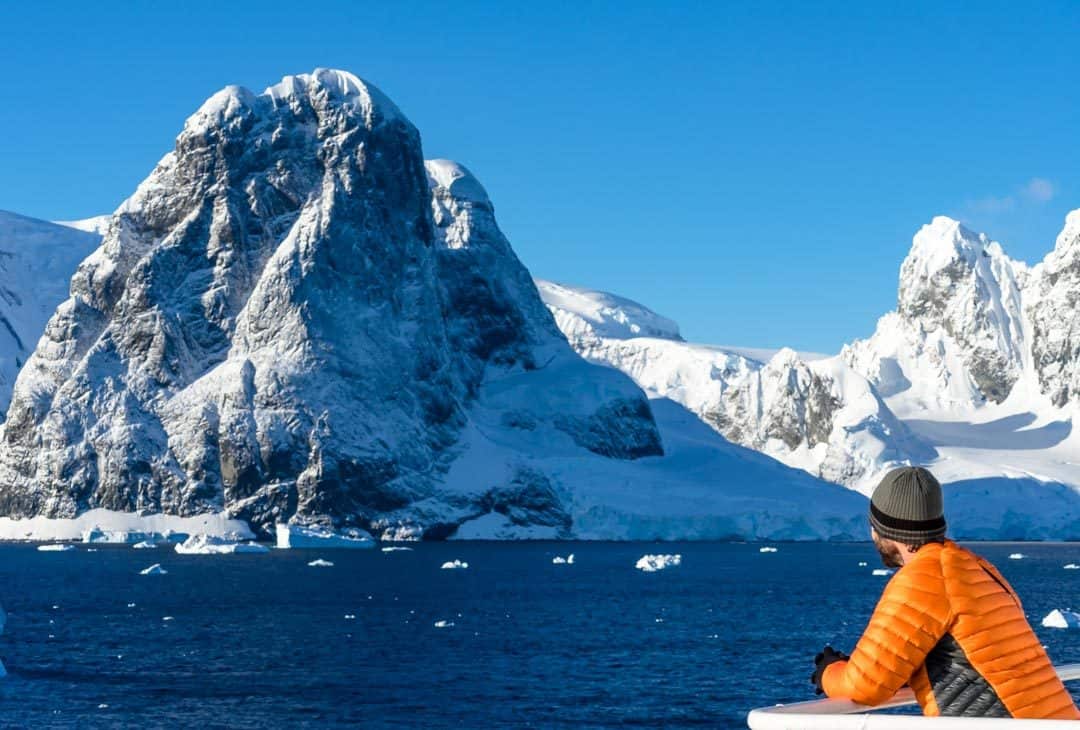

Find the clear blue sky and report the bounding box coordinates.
[3,2,1078,353]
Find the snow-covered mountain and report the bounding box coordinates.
[542,212,1080,539]
[0,69,866,541]
[536,281,932,493]
[0,212,102,416]
[842,217,1029,416]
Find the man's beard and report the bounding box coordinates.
[873,533,904,568]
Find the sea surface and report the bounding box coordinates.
[0,541,1078,729]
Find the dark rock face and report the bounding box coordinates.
[0,70,661,537]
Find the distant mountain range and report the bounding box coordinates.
[538,213,1080,539]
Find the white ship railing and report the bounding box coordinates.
[747,663,1080,728]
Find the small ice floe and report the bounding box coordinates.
[132,541,157,550]
[275,523,374,549]
[344,614,356,620]
[434,620,455,628]
[37,544,75,552]
[635,554,681,572]
[381,546,414,553]
[139,564,167,575]
[1065,564,1080,570]
[758,546,778,553]
[1041,609,1080,629]
[872,569,894,576]
[1008,553,1026,560]
[126,603,136,608]
[175,534,269,555]
[858,561,868,567]
[441,559,469,570]
[98,704,108,709]
[552,554,575,565]
[162,616,174,622]
[307,559,334,567]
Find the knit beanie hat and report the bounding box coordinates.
[869,466,946,544]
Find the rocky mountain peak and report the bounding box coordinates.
[0,71,663,537]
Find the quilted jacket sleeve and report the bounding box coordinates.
[822,559,951,705]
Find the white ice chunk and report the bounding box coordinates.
[275,523,374,549]
[635,554,682,572]
[1065,564,1080,570]
[858,561,868,566]
[552,553,575,565]
[174,534,269,555]
[139,564,167,575]
[381,546,414,552]
[1008,553,1026,560]
[307,559,334,567]
[434,619,455,628]
[1042,609,1080,629]
[872,568,894,576]
[132,541,157,549]
[37,544,75,552]
[759,546,778,553]
[441,559,469,570]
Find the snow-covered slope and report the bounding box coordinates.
[0,69,866,541]
[55,215,112,237]
[538,280,931,492]
[535,280,682,345]
[0,212,102,416]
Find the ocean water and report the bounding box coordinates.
[0,541,1078,729]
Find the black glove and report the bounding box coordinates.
[810,645,849,695]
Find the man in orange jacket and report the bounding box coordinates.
[812,466,1079,719]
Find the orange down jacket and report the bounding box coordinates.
[822,541,1079,719]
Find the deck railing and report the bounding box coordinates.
[747,663,1080,729]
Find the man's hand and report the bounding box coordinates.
[810,645,850,695]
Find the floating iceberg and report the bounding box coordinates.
[858,561,868,566]
[434,620,455,628]
[37,544,75,552]
[636,554,681,572]
[759,546,778,553]
[174,535,269,555]
[82,528,158,545]
[307,559,334,567]
[1065,564,1080,570]
[132,541,157,549]
[441,559,469,570]
[552,554,575,565]
[139,564,167,575]
[381,546,414,552]
[872,568,894,576]
[1042,609,1080,629]
[1008,553,1026,560]
[275,524,374,549]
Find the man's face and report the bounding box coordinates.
[872,529,904,568]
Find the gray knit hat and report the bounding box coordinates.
[869,466,946,544]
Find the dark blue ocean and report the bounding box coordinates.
[0,542,1078,729]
